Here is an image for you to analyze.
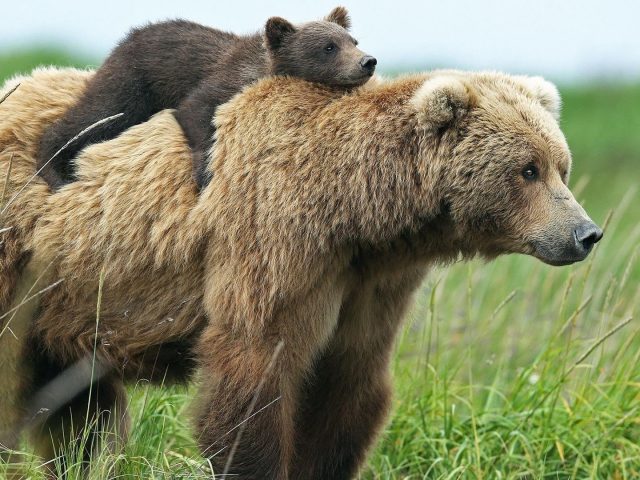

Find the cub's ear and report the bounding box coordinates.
[325,6,351,30]
[265,17,297,50]
[517,75,561,120]
[410,76,474,132]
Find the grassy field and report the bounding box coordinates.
[1,51,639,479]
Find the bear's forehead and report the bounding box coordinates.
[297,21,354,41]
[460,76,571,170]
[476,112,570,167]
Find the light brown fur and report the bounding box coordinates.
[0,67,598,478]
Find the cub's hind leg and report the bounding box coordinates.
[37,63,154,189]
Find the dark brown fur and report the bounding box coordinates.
[36,7,375,190]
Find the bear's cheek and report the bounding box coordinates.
[498,182,558,253]
[469,179,547,255]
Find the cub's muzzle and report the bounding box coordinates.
[359,55,377,75]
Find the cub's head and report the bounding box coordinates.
[264,7,376,88]
[411,72,602,265]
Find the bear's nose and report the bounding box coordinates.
[574,222,603,254]
[360,56,377,74]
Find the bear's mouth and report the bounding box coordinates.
[536,257,580,267]
[529,240,586,266]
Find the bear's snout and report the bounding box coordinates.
[359,55,377,75]
[531,218,603,266]
[573,222,603,255]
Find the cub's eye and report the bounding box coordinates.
[353,39,359,46]
[324,43,336,53]
[522,164,539,181]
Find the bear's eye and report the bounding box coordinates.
[522,164,539,181]
[324,43,336,53]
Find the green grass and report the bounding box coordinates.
[1,49,639,479]
[0,47,96,82]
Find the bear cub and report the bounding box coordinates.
[37,7,376,190]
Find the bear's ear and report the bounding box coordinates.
[517,75,562,121]
[410,76,474,132]
[265,17,297,50]
[325,6,351,30]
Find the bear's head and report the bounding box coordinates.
[264,7,376,88]
[411,72,602,266]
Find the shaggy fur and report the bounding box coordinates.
[0,67,600,478]
[36,7,376,190]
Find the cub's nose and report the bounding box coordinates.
[574,222,603,254]
[360,56,377,74]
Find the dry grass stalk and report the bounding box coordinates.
[0,83,19,106]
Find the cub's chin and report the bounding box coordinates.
[334,73,374,88]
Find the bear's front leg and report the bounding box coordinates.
[290,269,425,479]
[291,337,394,480]
[193,294,341,479]
[193,326,293,479]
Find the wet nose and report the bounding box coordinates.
[360,56,377,74]
[574,222,603,254]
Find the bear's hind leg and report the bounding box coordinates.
[27,348,129,476]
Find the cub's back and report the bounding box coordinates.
[111,20,250,106]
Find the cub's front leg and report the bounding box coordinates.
[174,77,242,190]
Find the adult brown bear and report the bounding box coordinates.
[0,68,601,479]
